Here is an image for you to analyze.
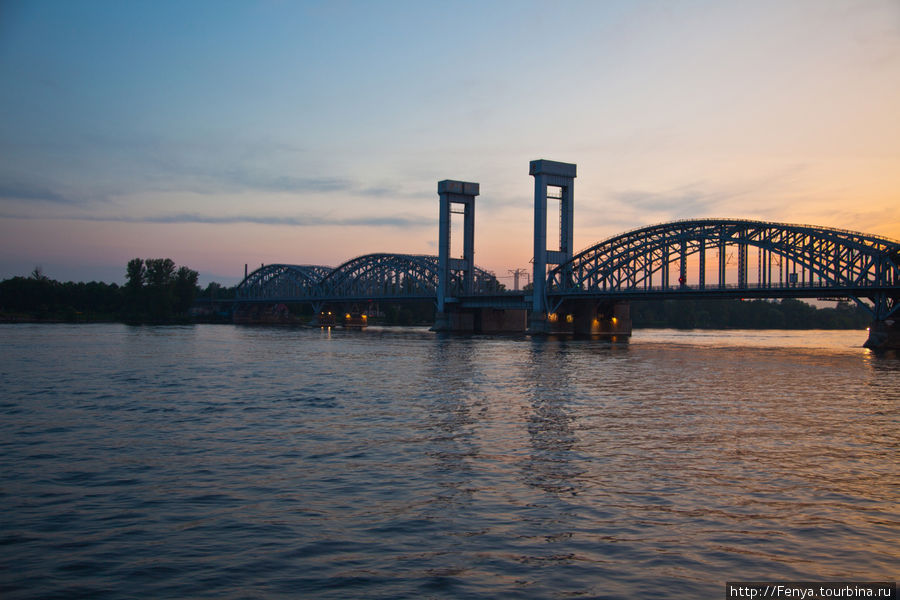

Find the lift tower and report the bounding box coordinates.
[433,179,478,330]
[529,159,576,333]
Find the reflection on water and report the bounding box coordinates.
[523,340,581,497]
[0,324,896,599]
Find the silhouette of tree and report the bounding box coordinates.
[126,258,145,290]
[143,258,176,319]
[173,266,199,314]
[30,266,49,281]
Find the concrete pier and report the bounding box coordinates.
[864,319,900,350]
[546,300,632,338]
[234,303,298,324]
[434,307,527,334]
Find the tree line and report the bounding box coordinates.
[0,261,233,323]
[630,297,872,330]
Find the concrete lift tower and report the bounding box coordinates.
[529,159,576,333]
[433,179,478,330]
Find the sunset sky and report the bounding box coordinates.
[1,0,898,286]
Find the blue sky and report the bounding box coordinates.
[1,0,898,285]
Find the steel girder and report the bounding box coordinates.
[236,254,501,302]
[548,219,900,318]
[236,264,332,300]
[318,253,440,300]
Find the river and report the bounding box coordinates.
[1,324,896,599]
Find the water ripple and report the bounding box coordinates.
[0,324,896,599]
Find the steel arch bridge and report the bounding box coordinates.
[547,219,900,319]
[236,253,502,303]
[237,264,333,300]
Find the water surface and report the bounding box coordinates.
[1,325,896,598]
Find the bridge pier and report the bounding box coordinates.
[476,308,527,333]
[864,319,900,350]
[342,312,368,328]
[434,306,527,333]
[546,300,632,338]
[432,310,452,331]
[311,308,336,327]
[307,302,323,327]
[434,306,472,332]
[233,303,297,325]
[309,302,364,328]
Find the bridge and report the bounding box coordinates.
[234,159,900,349]
[234,253,503,325]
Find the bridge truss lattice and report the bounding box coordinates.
[237,253,501,303]
[548,219,900,319]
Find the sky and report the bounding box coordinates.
[1,0,898,286]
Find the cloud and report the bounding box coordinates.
[140,213,433,228]
[0,154,422,218]
[208,166,431,200]
[219,170,354,194]
[575,184,732,234]
[588,165,815,228]
[610,186,724,217]
[0,180,78,205]
[358,186,394,197]
[0,210,433,229]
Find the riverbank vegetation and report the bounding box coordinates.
[630,297,872,329]
[0,261,213,323]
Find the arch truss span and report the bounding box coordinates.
[547,219,900,319]
[236,264,332,301]
[236,254,502,303]
[317,253,440,300]
[318,253,501,301]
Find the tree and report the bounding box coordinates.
[144,258,175,288]
[144,258,176,319]
[173,266,199,314]
[30,266,49,281]
[123,258,147,320]
[126,258,145,290]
